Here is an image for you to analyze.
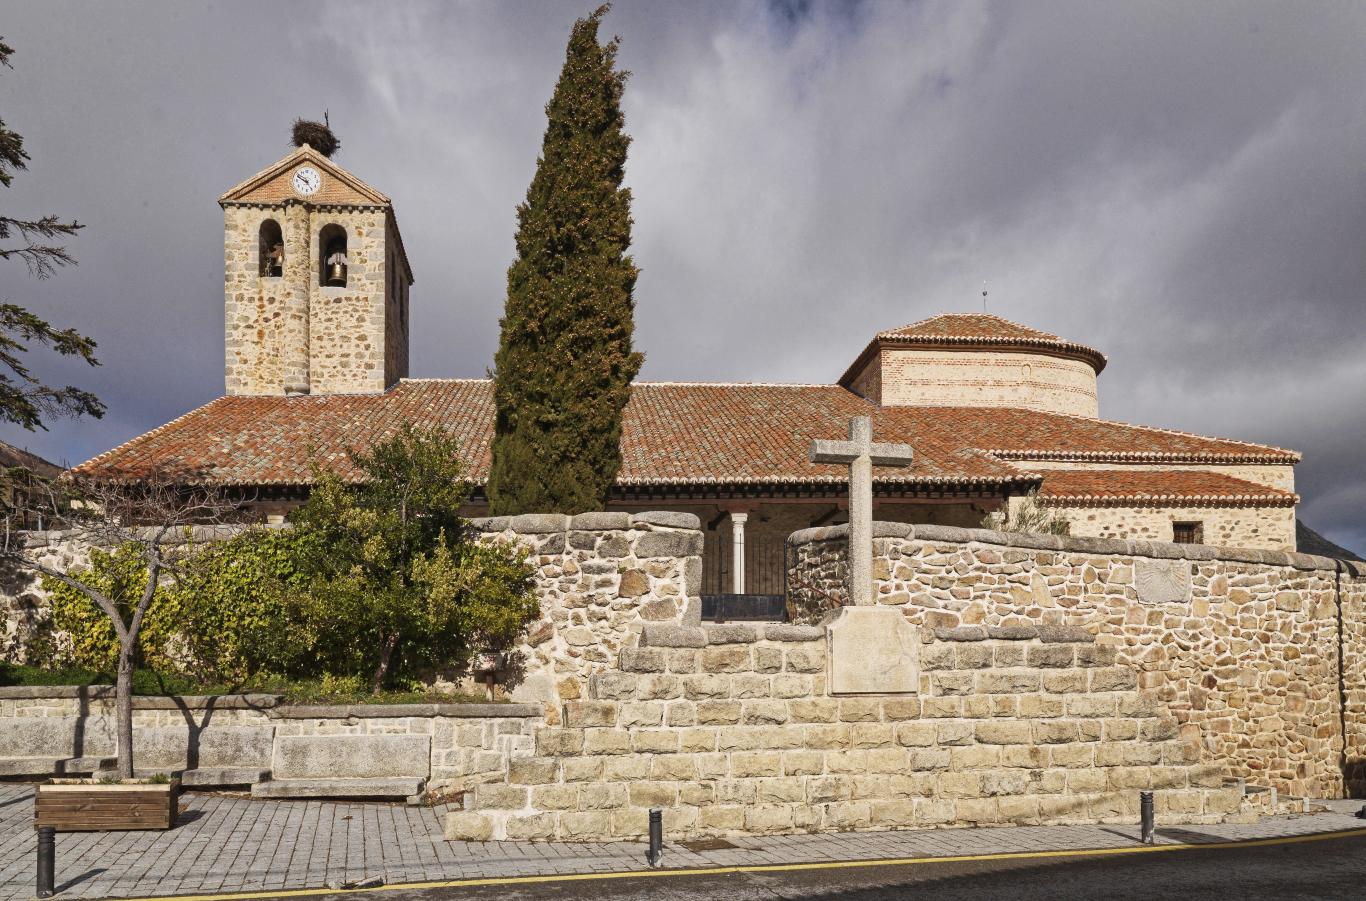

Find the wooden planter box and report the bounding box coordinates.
[34,778,179,831]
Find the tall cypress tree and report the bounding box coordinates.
[487,5,642,515]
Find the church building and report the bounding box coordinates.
[72,145,1302,602]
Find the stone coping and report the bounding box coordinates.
[641,622,823,648]
[468,511,700,534]
[19,523,284,548]
[0,685,115,699]
[0,687,540,719]
[787,522,1364,575]
[272,702,541,719]
[933,624,1094,643]
[0,686,283,708]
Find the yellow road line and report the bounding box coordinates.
[111,826,1366,901]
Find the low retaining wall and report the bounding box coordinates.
[0,687,540,795]
[787,523,1366,800]
[5,514,1363,842]
[446,620,1244,842]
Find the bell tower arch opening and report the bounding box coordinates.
[319,223,348,287]
[258,219,284,278]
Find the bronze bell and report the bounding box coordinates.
[326,261,347,286]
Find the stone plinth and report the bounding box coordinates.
[826,607,918,695]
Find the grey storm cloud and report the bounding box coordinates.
[0,0,1361,550]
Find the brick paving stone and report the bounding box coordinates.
[1,783,1364,900]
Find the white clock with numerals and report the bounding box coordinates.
[292,166,321,196]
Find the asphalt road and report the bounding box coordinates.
[283,830,1366,901]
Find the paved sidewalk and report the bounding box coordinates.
[1,784,1363,900]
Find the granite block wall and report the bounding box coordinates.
[446,621,1244,842]
[788,523,1362,799]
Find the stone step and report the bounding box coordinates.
[91,766,270,786]
[0,756,114,777]
[180,767,271,787]
[251,777,425,801]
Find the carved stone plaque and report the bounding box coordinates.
[1135,559,1192,605]
[826,607,919,695]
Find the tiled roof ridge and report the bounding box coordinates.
[402,377,854,391]
[400,377,490,384]
[981,406,1301,463]
[1037,469,1299,507]
[876,328,1107,371]
[882,311,1065,342]
[616,473,1035,487]
[68,396,233,477]
[1042,493,1299,509]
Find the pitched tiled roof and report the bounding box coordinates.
[842,313,1108,382]
[71,380,1299,499]
[875,406,1300,465]
[1037,470,1298,508]
[879,313,1068,343]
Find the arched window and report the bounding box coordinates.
[258,219,284,277]
[319,224,348,287]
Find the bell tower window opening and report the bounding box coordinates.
[320,224,348,287]
[258,219,284,278]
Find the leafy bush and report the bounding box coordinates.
[43,543,183,672]
[982,489,1073,536]
[39,427,538,695]
[165,527,310,682]
[288,425,539,692]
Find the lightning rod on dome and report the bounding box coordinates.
[982,280,988,313]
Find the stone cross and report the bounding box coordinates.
[809,416,914,606]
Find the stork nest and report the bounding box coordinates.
[292,119,340,158]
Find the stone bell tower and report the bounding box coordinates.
[218,143,413,396]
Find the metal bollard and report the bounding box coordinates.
[36,826,55,898]
[646,808,663,867]
[1140,791,1155,845]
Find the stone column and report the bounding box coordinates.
[281,203,311,396]
[730,511,748,595]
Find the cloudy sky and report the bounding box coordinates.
[1,0,1362,551]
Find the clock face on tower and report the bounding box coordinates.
[292,167,321,196]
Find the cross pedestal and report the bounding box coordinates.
[809,415,914,606]
[809,415,919,695]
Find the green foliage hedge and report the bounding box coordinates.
[41,427,540,693]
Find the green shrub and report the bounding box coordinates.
[289,426,539,691]
[983,489,1072,536]
[165,527,310,682]
[43,543,183,672]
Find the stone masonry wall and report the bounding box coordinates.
[788,523,1361,799]
[224,203,399,396]
[471,512,703,718]
[1045,503,1296,551]
[447,621,1243,842]
[878,348,1100,417]
[1344,560,1366,796]
[0,688,539,793]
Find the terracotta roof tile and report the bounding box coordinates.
[1037,470,1298,508]
[851,312,1108,377]
[70,380,1298,497]
[879,313,1067,342]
